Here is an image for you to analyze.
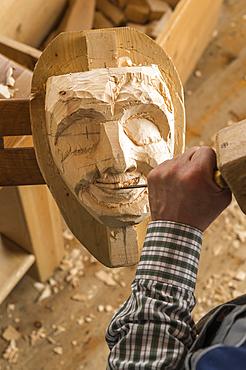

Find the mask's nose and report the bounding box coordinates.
[96,122,137,175]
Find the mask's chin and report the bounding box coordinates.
[78,185,150,228]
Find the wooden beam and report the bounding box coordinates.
[0,148,45,186]
[0,0,67,47]
[64,0,96,31]
[187,47,246,144]
[0,99,31,136]
[157,0,223,83]
[0,36,41,71]
[96,0,126,25]
[0,234,35,304]
[19,185,64,282]
[94,11,114,28]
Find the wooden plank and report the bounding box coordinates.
[19,186,64,282]
[0,99,31,136]
[157,0,223,83]
[0,35,41,71]
[0,187,33,250]
[0,234,35,304]
[93,11,114,28]
[0,0,67,47]
[0,148,45,186]
[96,0,126,25]
[64,0,96,31]
[186,47,246,144]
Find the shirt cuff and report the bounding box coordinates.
[136,220,202,292]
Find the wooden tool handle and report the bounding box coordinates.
[214,170,228,189]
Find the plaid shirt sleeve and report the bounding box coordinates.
[106,220,202,370]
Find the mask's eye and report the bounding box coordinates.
[55,119,100,158]
[123,116,162,146]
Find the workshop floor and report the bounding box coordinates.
[0,0,246,369]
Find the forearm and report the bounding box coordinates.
[106,221,202,369]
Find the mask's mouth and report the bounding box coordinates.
[95,174,141,190]
[77,172,148,212]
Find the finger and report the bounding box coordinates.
[180,146,201,162]
[191,146,217,175]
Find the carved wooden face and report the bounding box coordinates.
[45,65,175,227]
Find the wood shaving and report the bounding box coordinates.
[234,271,246,281]
[6,67,15,87]
[71,293,86,302]
[0,84,12,98]
[0,67,16,98]
[77,317,85,326]
[105,305,113,313]
[46,336,56,345]
[30,328,46,346]
[53,325,66,336]
[53,346,63,355]
[95,270,117,287]
[33,282,46,292]
[63,228,74,241]
[38,285,52,302]
[97,305,104,313]
[2,340,18,364]
[85,316,93,323]
[7,304,15,313]
[2,326,21,342]
[194,69,202,78]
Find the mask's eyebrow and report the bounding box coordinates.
[54,108,106,144]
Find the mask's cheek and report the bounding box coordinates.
[134,139,171,175]
[51,142,98,192]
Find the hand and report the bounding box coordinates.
[147,146,232,231]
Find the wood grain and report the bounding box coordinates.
[0,234,34,304]
[64,0,96,31]
[216,119,246,215]
[0,99,31,136]
[157,0,223,83]
[0,0,67,47]
[0,148,44,186]
[0,35,41,71]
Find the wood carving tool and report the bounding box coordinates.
[215,119,246,214]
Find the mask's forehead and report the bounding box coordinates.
[45,65,174,139]
[46,65,172,106]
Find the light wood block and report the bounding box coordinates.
[0,234,35,304]
[0,0,67,47]
[64,0,96,31]
[94,11,114,28]
[0,148,44,186]
[96,0,126,25]
[0,35,41,71]
[157,0,223,83]
[216,119,246,215]
[0,99,31,136]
